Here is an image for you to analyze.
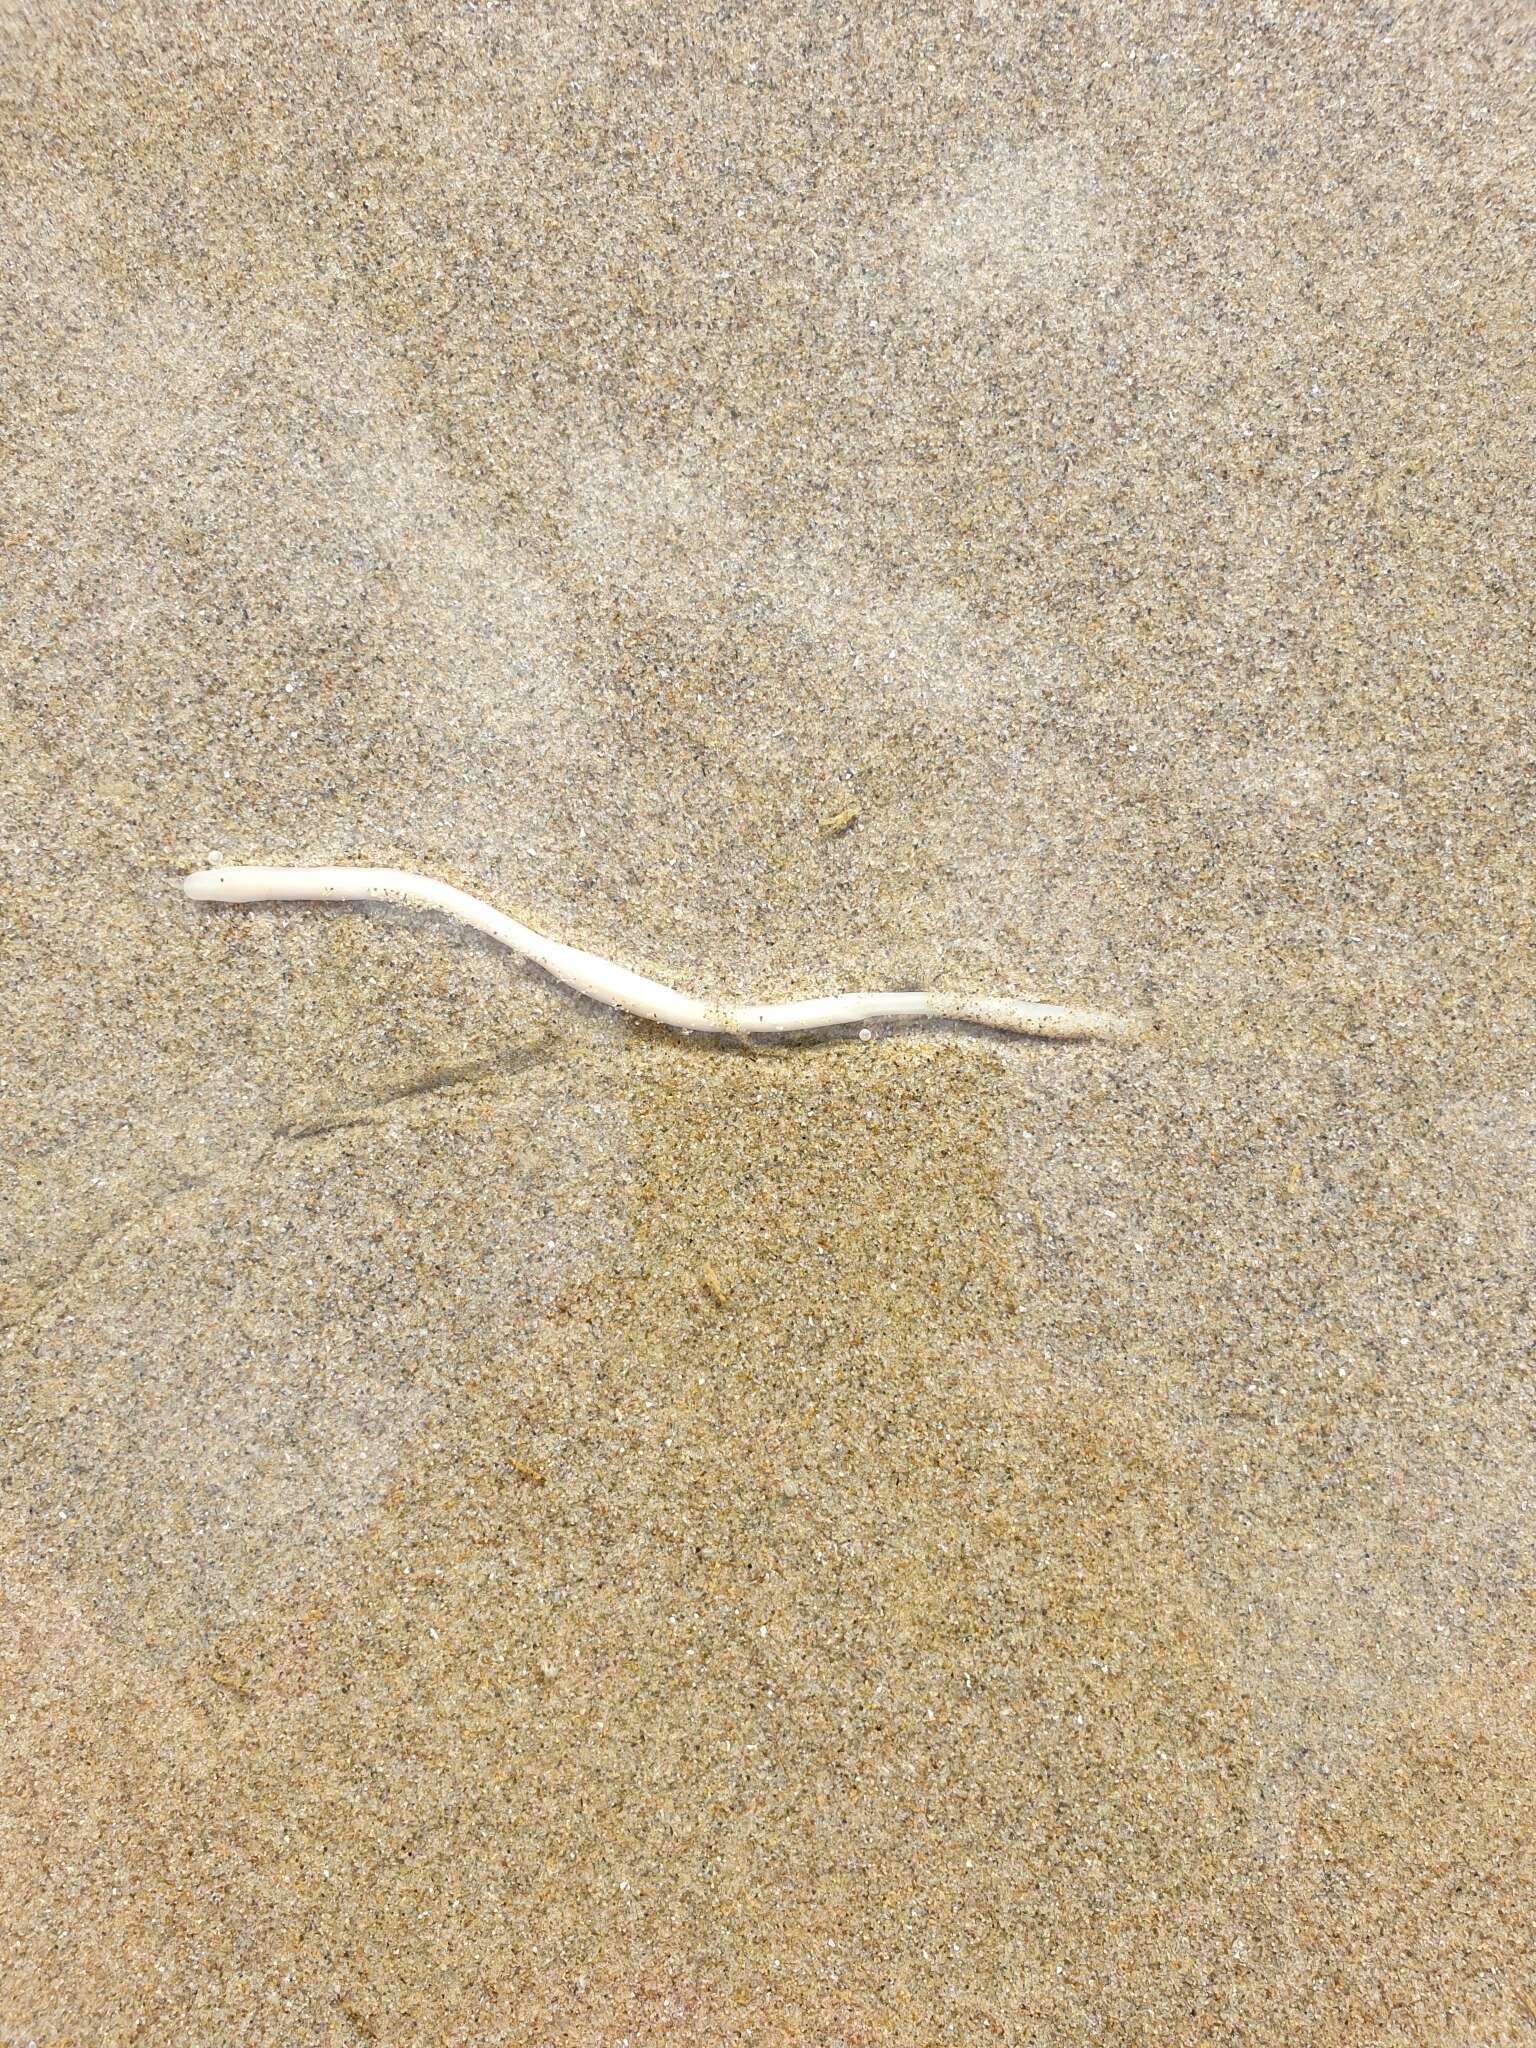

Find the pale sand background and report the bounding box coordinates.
[2,3,1533,2041]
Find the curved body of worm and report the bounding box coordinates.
[183,865,1144,1044]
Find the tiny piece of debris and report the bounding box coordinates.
[817,804,860,840]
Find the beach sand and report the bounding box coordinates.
[2,2,1533,2040]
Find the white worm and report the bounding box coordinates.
[183,865,1143,1044]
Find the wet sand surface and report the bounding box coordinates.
[3,3,1533,2041]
